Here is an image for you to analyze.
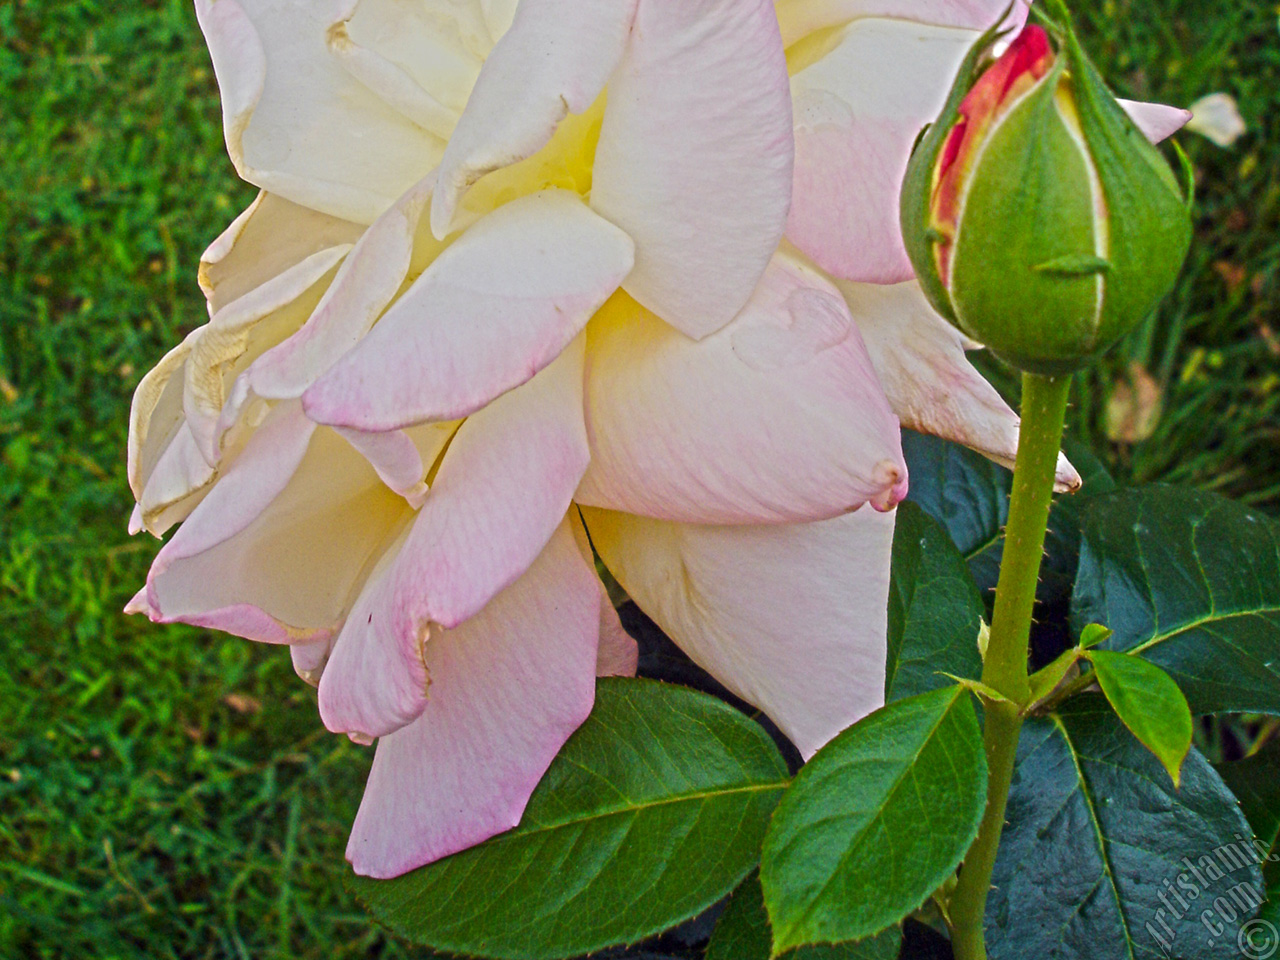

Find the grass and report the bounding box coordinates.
[0,1,1275,957]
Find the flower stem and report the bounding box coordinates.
[948,372,1073,960]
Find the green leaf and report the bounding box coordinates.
[1080,623,1114,649]
[988,696,1264,960]
[760,686,987,953]
[886,502,985,701]
[350,677,789,960]
[1072,487,1280,714]
[705,873,901,960]
[1216,741,1280,911]
[1086,650,1193,786]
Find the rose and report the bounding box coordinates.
[130,0,908,881]
[127,0,1182,881]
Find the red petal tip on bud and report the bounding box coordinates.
[931,24,1057,283]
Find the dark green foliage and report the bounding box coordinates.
[988,697,1262,960]
[1216,740,1280,922]
[886,503,985,702]
[1072,487,1280,714]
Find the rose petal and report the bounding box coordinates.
[583,504,896,759]
[147,404,411,643]
[590,0,793,339]
[775,0,1025,46]
[787,17,980,283]
[577,252,906,524]
[344,519,601,878]
[195,0,448,223]
[304,190,632,432]
[316,340,590,738]
[199,192,364,316]
[128,330,200,503]
[1120,98,1193,144]
[247,176,438,403]
[1185,93,1244,148]
[429,0,638,237]
[186,246,345,464]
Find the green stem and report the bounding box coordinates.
[948,372,1073,960]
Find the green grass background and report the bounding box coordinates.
[0,1,1275,957]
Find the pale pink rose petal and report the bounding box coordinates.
[1119,99,1193,144]
[345,520,601,878]
[199,192,364,317]
[590,0,793,339]
[292,635,336,687]
[596,597,638,678]
[576,252,906,525]
[375,337,587,627]
[841,280,1081,493]
[303,191,632,432]
[430,0,639,237]
[247,176,438,403]
[582,505,897,759]
[195,0,447,223]
[146,404,410,643]
[787,18,981,284]
[775,0,1025,46]
[333,421,457,508]
[316,341,590,738]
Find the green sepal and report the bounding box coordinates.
[1172,137,1197,210]
[1054,2,1193,352]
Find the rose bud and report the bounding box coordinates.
[900,5,1193,375]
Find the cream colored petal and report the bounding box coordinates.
[775,0,1023,46]
[128,330,199,501]
[1185,93,1245,148]
[147,404,412,642]
[583,504,896,759]
[199,192,365,316]
[430,0,638,237]
[591,0,793,339]
[248,175,439,403]
[185,247,345,465]
[196,0,447,223]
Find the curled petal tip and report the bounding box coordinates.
[869,459,909,512]
[1054,454,1083,495]
[123,587,152,617]
[348,731,376,747]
